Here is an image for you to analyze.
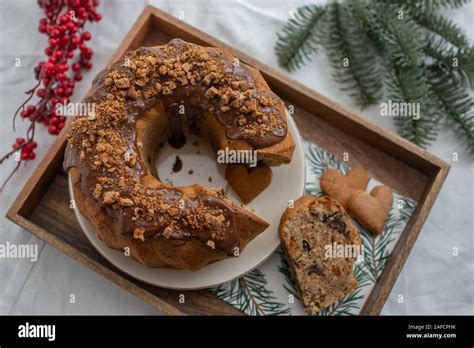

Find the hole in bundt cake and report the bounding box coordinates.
[136,101,228,189]
[156,133,227,188]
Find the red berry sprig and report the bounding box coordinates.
[0,0,101,190]
[13,138,38,161]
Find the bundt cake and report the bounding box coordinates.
[64,38,295,271]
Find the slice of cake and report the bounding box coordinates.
[279,195,361,314]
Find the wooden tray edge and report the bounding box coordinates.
[5,4,452,316]
[360,163,450,315]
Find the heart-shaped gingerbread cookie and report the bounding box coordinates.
[320,168,369,209]
[347,185,393,235]
[225,163,272,204]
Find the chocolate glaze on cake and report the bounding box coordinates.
[64,39,289,258]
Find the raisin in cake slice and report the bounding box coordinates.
[279,195,361,314]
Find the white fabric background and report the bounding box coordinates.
[0,0,472,315]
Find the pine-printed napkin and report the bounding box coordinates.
[210,139,416,315]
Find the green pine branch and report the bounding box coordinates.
[370,4,425,67]
[274,0,474,152]
[393,192,417,223]
[426,0,471,10]
[424,37,474,88]
[304,140,350,196]
[428,65,474,153]
[347,0,384,54]
[320,2,383,107]
[357,210,402,282]
[416,12,471,49]
[210,269,291,316]
[377,0,472,13]
[277,250,300,299]
[275,5,326,71]
[386,65,441,147]
[434,0,473,9]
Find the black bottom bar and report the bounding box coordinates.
[0,315,472,346]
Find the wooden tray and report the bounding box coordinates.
[6,5,450,315]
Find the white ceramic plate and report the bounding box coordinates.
[70,111,305,289]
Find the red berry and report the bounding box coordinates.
[20,110,27,118]
[28,152,36,160]
[55,87,64,96]
[16,137,26,145]
[72,63,80,71]
[49,38,59,47]
[95,13,102,21]
[23,143,34,153]
[43,77,51,86]
[50,116,59,126]
[56,72,66,81]
[51,97,60,106]
[83,61,92,70]
[31,141,37,149]
[59,25,67,33]
[12,143,20,150]
[39,24,47,33]
[39,18,47,26]
[21,152,30,161]
[45,62,55,71]
[64,87,73,97]
[50,29,60,37]
[58,63,69,72]
[60,97,69,104]
[59,15,69,24]
[48,125,58,134]
[79,43,86,51]
[66,22,75,31]
[66,51,74,58]
[74,73,82,81]
[72,35,81,44]
[36,88,46,97]
[83,48,93,59]
[81,32,91,41]
[45,47,53,56]
[45,69,54,78]
[54,50,63,58]
[61,35,70,44]
[26,105,36,115]
[57,122,65,130]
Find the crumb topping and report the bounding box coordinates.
[65,39,283,253]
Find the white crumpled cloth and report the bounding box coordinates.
[0,0,472,314]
